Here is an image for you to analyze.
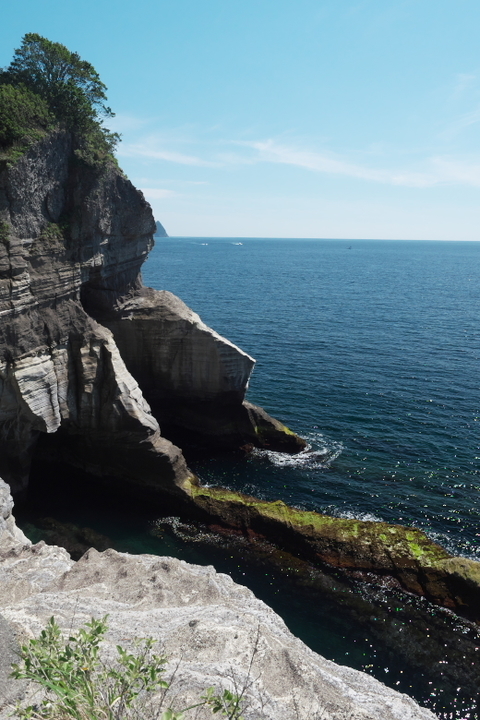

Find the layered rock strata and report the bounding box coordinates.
[0,480,436,720]
[0,131,187,495]
[0,131,301,497]
[96,288,304,451]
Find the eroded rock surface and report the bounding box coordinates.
[186,483,480,622]
[0,481,436,720]
[0,131,301,495]
[96,288,305,452]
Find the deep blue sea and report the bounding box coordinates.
[144,238,480,561]
[146,238,480,718]
[19,238,480,719]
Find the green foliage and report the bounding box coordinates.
[73,124,120,168]
[11,616,245,720]
[1,34,111,129]
[203,687,245,719]
[0,219,11,244]
[0,34,120,165]
[39,223,63,241]
[0,84,54,148]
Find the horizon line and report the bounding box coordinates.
[158,236,480,242]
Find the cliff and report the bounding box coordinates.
[1,130,480,625]
[0,479,436,720]
[0,130,302,498]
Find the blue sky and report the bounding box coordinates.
[2,0,480,238]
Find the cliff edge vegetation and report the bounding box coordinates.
[0,33,119,166]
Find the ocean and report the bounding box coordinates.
[18,238,480,718]
[144,238,480,561]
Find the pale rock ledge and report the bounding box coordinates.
[0,479,436,720]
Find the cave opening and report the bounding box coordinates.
[13,425,199,560]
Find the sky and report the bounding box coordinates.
[2,0,480,239]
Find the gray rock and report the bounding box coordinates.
[95,288,305,452]
[0,135,439,718]
[0,132,192,494]
[0,612,23,715]
[0,130,298,495]
[98,288,254,406]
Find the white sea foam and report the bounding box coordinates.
[251,434,343,470]
[332,509,384,523]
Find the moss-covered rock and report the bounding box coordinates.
[184,479,480,621]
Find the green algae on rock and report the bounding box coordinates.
[184,479,480,622]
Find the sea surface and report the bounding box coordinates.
[144,238,480,718]
[18,238,480,719]
[144,238,480,561]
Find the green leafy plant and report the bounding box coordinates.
[0,219,10,245]
[1,33,112,132]
[0,84,54,149]
[11,616,245,720]
[202,688,245,719]
[39,223,66,242]
[0,34,120,165]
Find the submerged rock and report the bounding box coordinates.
[29,516,111,560]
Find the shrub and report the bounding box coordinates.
[0,220,11,245]
[11,616,245,720]
[0,34,120,165]
[0,84,54,148]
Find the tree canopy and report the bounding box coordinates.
[0,33,119,164]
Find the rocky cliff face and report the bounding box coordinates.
[0,479,436,720]
[95,288,303,451]
[2,130,480,633]
[0,131,301,496]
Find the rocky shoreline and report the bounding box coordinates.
[0,129,479,715]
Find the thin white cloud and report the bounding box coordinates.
[439,105,480,139]
[141,188,178,199]
[119,143,218,167]
[232,139,429,186]
[107,114,153,133]
[232,139,480,188]
[429,157,480,186]
[117,122,480,189]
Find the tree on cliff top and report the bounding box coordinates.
[0,33,119,164]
